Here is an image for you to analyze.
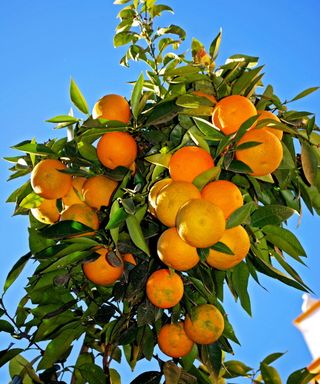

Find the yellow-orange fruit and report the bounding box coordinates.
[176,199,225,248]
[146,269,184,309]
[148,178,172,216]
[31,199,60,224]
[256,110,283,140]
[82,247,124,286]
[97,131,137,170]
[201,180,243,218]
[212,95,257,135]
[169,146,215,183]
[207,225,250,270]
[82,175,118,209]
[60,203,99,235]
[157,227,199,271]
[235,128,283,176]
[92,94,131,124]
[62,177,87,208]
[184,304,224,344]
[31,159,72,199]
[155,181,201,227]
[158,322,194,358]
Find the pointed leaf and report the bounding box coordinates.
[289,87,319,102]
[3,252,32,292]
[251,205,295,228]
[226,201,256,229]
[301,142,318,185]
[260,363,282,384]
[131,72,144,119]
[70,78,89,115]
[126,215,150,256]
[209,29,222,60]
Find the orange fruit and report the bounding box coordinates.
[193,91,217,105]
[62,177,87,208]
[82,247,124,286]
[201,180,243,218]
[235,128,283,176]
[60,203,99,235]
[157,227,199,271]
[158,322,194,358]
[155,181,201,227]
[176,199,225,248]
[146,269,184,309]
[30,199,60,224]
[123,253,137,265]
[212,95,257,135]
[148,178,172,216]
[207,225,250,270]
[255,110,283,140]
[82,175,118,210]
[97,131,137,170]
[169,146,215,183]
[184,304,224,344]
[31,159,72,199]
[92,94,131,124]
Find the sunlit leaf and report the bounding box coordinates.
[70,78,89,115]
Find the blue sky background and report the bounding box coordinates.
[0,0,320,382]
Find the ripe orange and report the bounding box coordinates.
[62,176,87,208]
[30,199,60,224]
[207,225,250,270]
[82,175,118,210]
[212,95,257,135]
[193,91,217,105]
[123,253,137,265]
[169,146,215,183]
[184,304,224,344]
[158,322,194,358]
[235,128,283,176]
[31,159,72,199]
[256,110,283,140]
[201,180,243,218]
[176,199,225,248]
[155,181,201,227]
[97,131,137,170]
[60,203,99,235]
[82,247,124,286]
[157,227,199,271]
[146,269,184,309]
[148,178,172,217]
[92,94,131,124]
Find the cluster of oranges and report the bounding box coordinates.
[28,90,285,359]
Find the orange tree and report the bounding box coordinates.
[1,0,320,383]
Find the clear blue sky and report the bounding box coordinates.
[0,1,320,382]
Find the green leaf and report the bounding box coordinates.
[260,363,282,384]
[70,78,89,115]
[78,141,98,162]
[262,352,285,365]
[0,348,24,369]
[130,371,162,384]
[9,355,36,384]
[79,363,109,384]
[19,192,43,209]
[289,86,319,102]
[131,72,144,119]
[38,326,84,370]
[209,29,222,60]
[3,252,32,293]
[200,344,222,379]
[11,142,55,156]
[157,25,186,40]
[46,115,80,124]
[226,201,256,229]
[193,117,224,140]
[251,205,295,228]
[110,368,121,384]
[40,220,96,239]
[181,344,198,371]
[210,241,234,255]
[0,320,15,334]
[107,207,128,229]
[193,166,221,190]
[262,225,306,259]
[223,360,252,378]
[232,262,251,315]
[287,367,317,384]
[126,215,150,256]
[145,152,171,168]
[114,31,137,47]
[301,142,318,185]
[232,66,264,95]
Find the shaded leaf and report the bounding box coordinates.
[251,205,295,228]
[130,371,162,384]
[209,29,222,60]
[126,215,150,256]
[0,348,24,369]
[287,367,317,384]
[260,363,282,384]
[226,201,256,229]
[232,262,251,315]
[301,142,318,185]
[3,252,32,293]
